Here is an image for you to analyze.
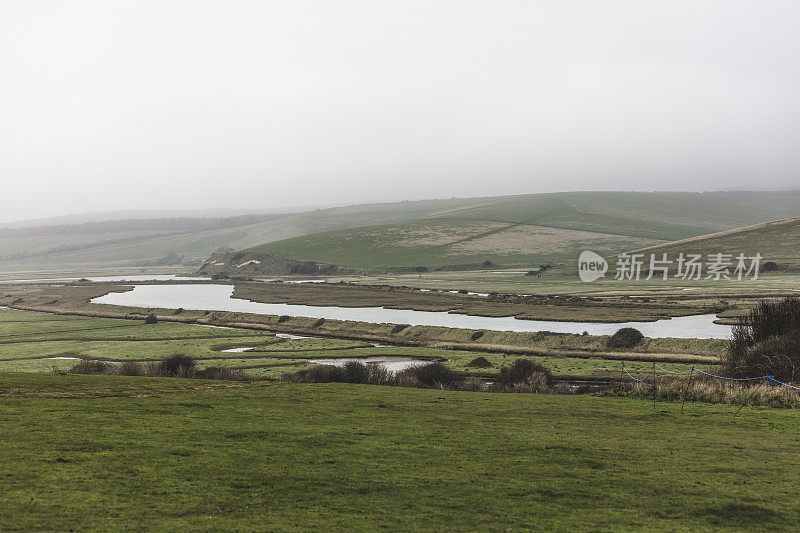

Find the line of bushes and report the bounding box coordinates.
[282,359,561,393]
[68,354,249,381]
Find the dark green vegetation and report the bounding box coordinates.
[725,297,800,381]
[247,191,800,271]
[607,327,645,349]
[3,372,800,530]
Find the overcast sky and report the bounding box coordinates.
[2,1,799,222]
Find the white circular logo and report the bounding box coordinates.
[578,251,608,282]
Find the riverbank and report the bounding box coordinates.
[0,282,725,360]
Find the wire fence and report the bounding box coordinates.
[619,362,800,415]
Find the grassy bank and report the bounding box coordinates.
[2,373,800,530]
[0,284,727,370]
[0,308,720,379]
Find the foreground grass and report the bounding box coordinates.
[2,373,800,531]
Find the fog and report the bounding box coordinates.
[2,1,799,223]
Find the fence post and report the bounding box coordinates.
[681,367,694,415]
[733,377,764,418]
[652,362,657,408]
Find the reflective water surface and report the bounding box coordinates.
[91,283,733,339]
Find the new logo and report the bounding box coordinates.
[578,251,608,282]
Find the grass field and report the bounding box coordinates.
[248,191,800,271]
[633,216,800,270]
[0,308,720,379]
[2,372,800,530]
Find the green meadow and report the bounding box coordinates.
[2,373,800,531]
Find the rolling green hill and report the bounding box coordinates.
[632,216,800,270]
[247,191,800,271]
[0,197,487,275]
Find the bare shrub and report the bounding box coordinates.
[458,376,485,392]
[341,361,370,383]
[144,313,158,324]
[723,297,800,381]
[195,366,249,380]
[495,359,553,388]
[69,360,112,374]
[157,353,196,377]
[367,364,392,385]
[118,361,143,376]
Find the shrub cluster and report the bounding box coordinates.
[283,358,558,394]
[68,354,249,381]
[492,359,553,392]
[724,297,800,381]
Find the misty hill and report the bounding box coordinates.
[0,197,487,274]
[245,191,800,271]
[632,216,800,271]
[0,207,343,228]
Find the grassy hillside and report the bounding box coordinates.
[632,216,800,270]
[3,373,800,530]
[248,191,800,270]
[0,197,487,276]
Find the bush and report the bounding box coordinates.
[403,362,458,388]
[724,297,800,381]
[157,353,196,377]
[195,366,249,380]
[496,359,553,388]
[763,261,779,272]
[144,313,158,324]
[341,361,370,383]
[312,318,325,327]
[391,324,410,334]
[458,376,485,391]
[69,360,112,374]
[118,361,143,376]
[466,356,493,368]
[277,315,291,323]
[607,328,644,349]
[470,331,485,341]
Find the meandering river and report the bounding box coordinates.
[90,284,733,339]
